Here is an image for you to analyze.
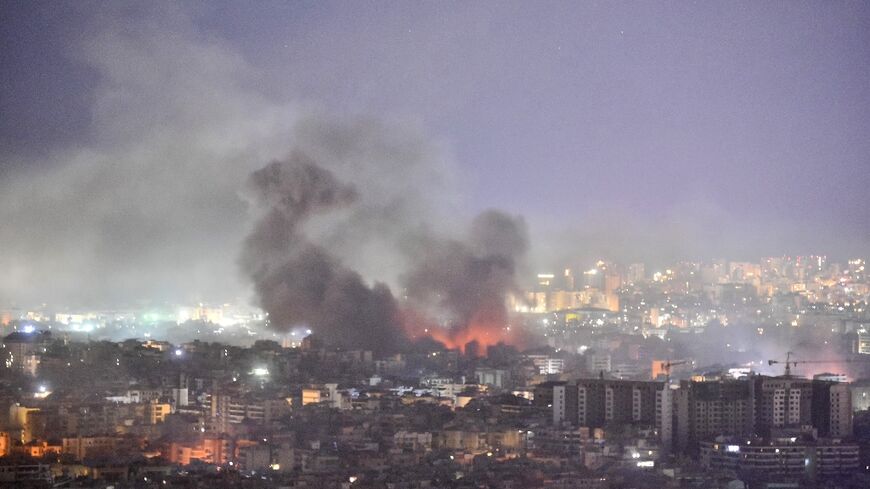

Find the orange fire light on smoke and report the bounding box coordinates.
[404,308,524,356]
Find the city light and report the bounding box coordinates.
[0,2,864,486]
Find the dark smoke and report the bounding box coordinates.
[239,147,530,353]
[240,152,407,353]
[402,210,529,328]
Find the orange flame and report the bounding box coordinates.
[403,308,525,356]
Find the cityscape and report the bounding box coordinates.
[1,256,870,488]
[2,2,869,489]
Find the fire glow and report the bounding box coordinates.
[405,309,527,356]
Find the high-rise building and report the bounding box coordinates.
[752,376,814,436]
[674,379,754,453]
[829,384,852,438]
[551,378,671,452]
[674,376,854,454]
[811,381,852,438]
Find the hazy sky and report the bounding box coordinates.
[1,1,868,306]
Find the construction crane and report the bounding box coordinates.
[768,351,796,377]
[768,351,870,376]
[659,359,691,383]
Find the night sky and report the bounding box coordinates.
[1,1,868,306]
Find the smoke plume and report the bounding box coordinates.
[240,153,408,352]
[402,211,528,328]
[0,4,526,354]
[239,147,530,353]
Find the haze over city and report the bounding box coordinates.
[1,2,870,488]
[1,2,868,308]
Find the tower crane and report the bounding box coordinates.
[768,351,796,377]
[660,359,691,383]
[767,351,870,376]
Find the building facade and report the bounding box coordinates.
[552,379,671,452]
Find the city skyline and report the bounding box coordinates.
[2,3,870,487]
